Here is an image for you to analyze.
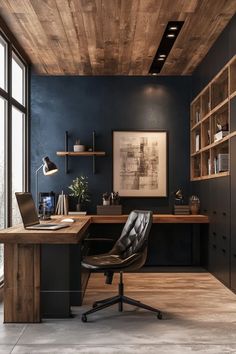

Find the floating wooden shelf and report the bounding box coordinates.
[57,151,105,156]
[58,131,106,174]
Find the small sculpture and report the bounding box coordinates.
[174,189,184,205]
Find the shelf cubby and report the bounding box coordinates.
[201,117,211,148]
[201,150,211,177]
[201,87,211,118]
[191,127,201,154]
[211,68,228,109]
[191,96,201,128]
[191,154,201,179]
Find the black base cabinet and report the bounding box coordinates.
[192,176,230,288]
[230,137,236,292]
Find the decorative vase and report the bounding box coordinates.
[103,199,110,206]
[189,195,200,215]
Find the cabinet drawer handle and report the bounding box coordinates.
[213,244,216,249]
[213,232,216,236]
[222,249,226,253]
[213,211,217,215]
[222,212,226,216]
[234,254,236,258]
[222,235,227,240]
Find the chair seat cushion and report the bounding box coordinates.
[82,252,142,270]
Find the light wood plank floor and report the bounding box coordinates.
[1,271,236,353]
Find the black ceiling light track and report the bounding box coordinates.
[149,21,184,75]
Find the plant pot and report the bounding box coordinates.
[76,203,81,212]
[103,200,110,206]
[74,145,85,152]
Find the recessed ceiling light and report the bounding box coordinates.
[149,21,184,75]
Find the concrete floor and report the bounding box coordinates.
[1,272,236,353]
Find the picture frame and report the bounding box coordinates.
[113,130,168,197]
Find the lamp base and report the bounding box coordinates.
[39,214,51,221]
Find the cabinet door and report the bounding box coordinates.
[230,137,236,290]
[200,180,210,215]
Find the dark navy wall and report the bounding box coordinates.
[31,76,191,214]
[192,14,236,97]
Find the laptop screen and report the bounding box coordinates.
[15,192,39,227]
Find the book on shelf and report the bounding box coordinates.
[214,130,228,142]
[213,153,229,173]
[218,153,229,172]
[195,134,200,152]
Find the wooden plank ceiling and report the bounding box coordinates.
[0,0,235,75]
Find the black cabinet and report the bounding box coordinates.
[230,137,236,291]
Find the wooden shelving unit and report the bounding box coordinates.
[57,131,106,174]
[190,55,236,181]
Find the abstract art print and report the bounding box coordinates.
[113,131,167,197]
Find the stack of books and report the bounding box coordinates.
[174,205,190,215]
[55,191,68,215]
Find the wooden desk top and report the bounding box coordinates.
[0,216,91,244]
[89,214,209,224]
[0,214,209,244]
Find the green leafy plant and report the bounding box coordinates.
[68,176,90,204]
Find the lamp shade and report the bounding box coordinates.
[42,156,58,176]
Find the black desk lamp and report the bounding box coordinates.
[35,156,58,212]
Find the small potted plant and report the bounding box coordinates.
[73,138,85,152]
[68,176,90,211]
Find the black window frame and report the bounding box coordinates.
[0,18,30,286]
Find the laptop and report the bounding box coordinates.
[15,192,70,230]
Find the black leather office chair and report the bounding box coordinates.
[81,210,162,322]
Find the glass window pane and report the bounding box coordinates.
[0,97,6,282]
[12,106,25,225]
[12,54,25,105]
[0,36,7,91]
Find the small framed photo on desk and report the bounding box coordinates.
[39,192,56,216]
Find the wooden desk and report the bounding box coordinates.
[0,214,209,323]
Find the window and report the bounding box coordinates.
[0,97,6,283]
[12,107,25,225]
[0,36,7,91]
[0,30,28,284]
[12,54,25,105]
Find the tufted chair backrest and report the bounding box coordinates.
[110,210,153,259]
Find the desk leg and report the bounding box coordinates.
[4,244,40,323]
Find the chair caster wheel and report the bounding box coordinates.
[157,312,162,320]
[81,314,87,323]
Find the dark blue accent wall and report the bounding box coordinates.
[31,76,191,214]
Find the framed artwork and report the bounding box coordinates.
[113,130,168,197]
